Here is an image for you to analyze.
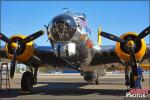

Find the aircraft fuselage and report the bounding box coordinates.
[46,12,95,70]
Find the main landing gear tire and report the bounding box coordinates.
[21,71,33,93]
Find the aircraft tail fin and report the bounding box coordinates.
[97,27,102,46]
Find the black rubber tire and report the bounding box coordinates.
[21,71,33,92]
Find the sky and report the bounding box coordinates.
[1,0,149,46]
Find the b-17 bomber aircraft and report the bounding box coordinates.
[0,10,150,92]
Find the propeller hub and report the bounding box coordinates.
[11,43,18,49]
[127,40,134,48]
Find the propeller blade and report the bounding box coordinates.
[137,26,150,40]
[100,31,126,43]
[10,49,17,79]
[129,47,138,76]
[47,32,55,49]
[21,30,44,44]
[0,33,10,43]
[49,38,54,49]
[124,62,129,86]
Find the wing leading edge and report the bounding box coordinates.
[90,45,150,66]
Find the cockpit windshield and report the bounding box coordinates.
[49,14,77,42]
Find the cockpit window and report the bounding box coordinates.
[49,14,77,41]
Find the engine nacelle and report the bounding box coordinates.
[115,32,146,61]
[5,35,34,62]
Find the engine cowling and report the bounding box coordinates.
[5,35,34,62]
[115,32,146,61]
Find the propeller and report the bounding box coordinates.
[100,31,126,43]
[137,26,150,40]
[98,26,150,77]
[0,33,11,43]
[129,47,138,76]
[0,30,44,78]
[21,30,44,44]
[10,49,17,79]
[44,25,55,49]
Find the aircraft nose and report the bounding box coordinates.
[49,14,77,41]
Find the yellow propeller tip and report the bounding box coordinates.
[98,26,102,34]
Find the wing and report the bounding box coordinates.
[90,45,120,66]
[32,46,68,67]
[0,45,68,68]
[90,45,150,66]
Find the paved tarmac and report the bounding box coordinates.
[0,74,149,100]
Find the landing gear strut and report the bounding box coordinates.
[21,66,38,92]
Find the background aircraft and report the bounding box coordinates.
[0,11,150,92]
